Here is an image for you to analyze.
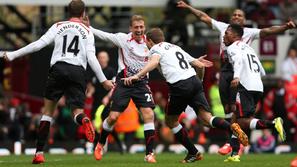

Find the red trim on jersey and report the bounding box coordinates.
[69,18,82,23]
[128,35,146,44]
[120,48,127,77]
[68,18,90,33]
[236,101,244,117]
[110,84,117,98]
[220,50,225,62]
[56,21,68,27]
[236,41,240,46]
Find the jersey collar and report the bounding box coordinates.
[69,17,82,23]
[128,34,146,44]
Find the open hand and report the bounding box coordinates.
[197,55,213,68]
[230,78,240,88]
[286,20,296,29]
[81,15,90,27]
[0,52,8,61]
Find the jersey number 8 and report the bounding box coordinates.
[176,51,189,69]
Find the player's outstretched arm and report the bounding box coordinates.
[260,20,296,37]
[82,15,125,48]
[2,24,56,61]
[177,1,212,27]
[4,39,50,61]
[122,54,160,86]
[190,55,213,68]
[90,27,126,48]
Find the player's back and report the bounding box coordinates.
[49,19,93,69]
[212,19,260,73]
[229,41,263,92]
[149,42,196,84]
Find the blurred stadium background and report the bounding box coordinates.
[0,0,296,157]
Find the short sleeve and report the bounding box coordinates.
[246,28,261,40]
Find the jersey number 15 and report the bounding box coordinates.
[247,54,260,73]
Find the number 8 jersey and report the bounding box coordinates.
[227,41,266,92]
[149,42,196,84]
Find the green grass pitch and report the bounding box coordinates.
[0,153,295,167]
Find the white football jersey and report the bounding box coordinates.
[211,19,260,59]
[91,28,150,77]
[9,19,94,69]
[227,41,265,92]
[149,42,196,84]
[7,18,107,82]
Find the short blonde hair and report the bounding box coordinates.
[130,15,145,26]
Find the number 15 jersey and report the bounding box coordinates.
[149,42,196,84]
[227,41,266,92]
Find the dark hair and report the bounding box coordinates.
[228,24,243,38]
[130,15,145,26]
[146,28,165,44]
[68,0,85,18]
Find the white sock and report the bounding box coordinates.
[40,115,53,123]
[102,119,114,132]
[144,122,155,131]
[171,124,182,134]
[250,118,259,130]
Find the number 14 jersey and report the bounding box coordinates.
[42,18,94,69]
[227,41,265,92]
[149,42,196,84]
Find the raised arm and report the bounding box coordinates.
[260,20,296,37]
[90,27,126,48]
[177,1,212,27]
[4,24,56,61]
[82,15,126,48]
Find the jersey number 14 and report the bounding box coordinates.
[62,35,80,56]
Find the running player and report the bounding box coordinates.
[1,0,114,164]
[86,15,157,163]
[122,28,249,163]
[223,24,285,162]
[177,0,295,156]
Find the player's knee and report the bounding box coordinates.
[141,108,154,122]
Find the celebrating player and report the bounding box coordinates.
[1,0,114,164]
[223,24,285,162]
[85,15,157,163]
[177,0,295,157]
[122,28,249,163]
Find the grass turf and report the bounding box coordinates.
[0,153,295,167]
